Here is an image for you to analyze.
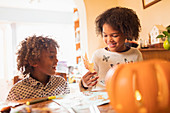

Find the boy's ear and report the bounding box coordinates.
[28,60,38,67]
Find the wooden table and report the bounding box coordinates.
[98,104,116,113]
[1,93,116,113]
[15,99,115,113]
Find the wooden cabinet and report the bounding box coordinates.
[74,8,81,64]
[139,48,170,61]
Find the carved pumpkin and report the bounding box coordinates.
[105,59,170,113]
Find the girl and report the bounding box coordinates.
[80,7,143,91]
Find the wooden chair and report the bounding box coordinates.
[55,72,67,81]
[13,76,22,84]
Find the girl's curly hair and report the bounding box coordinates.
[16,35,59,77]
[95,7,141,40]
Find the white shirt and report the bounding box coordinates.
[91,47,143,90]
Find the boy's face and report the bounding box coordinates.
[36,46,58,76]
[102,23,126,52]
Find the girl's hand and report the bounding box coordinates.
[82,71,98,87]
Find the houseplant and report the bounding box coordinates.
[157,25,170,50]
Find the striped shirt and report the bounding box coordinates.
[7,75,70,101]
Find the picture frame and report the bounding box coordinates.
[142,0,161,9]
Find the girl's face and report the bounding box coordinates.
[102,23,126,52]
[36,46,58,76]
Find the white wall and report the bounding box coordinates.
[116,0,170,41]
[80,0,118,60]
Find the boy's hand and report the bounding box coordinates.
[82,71,98,87]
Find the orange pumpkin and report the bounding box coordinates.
[105,59,170,113]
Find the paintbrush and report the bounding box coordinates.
[0,96,56,113]
[26,96,56,105]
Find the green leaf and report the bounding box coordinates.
[156,35,164,38]
[168,34,170,37]
[168,36,170,43]
[166,26,170,33]
[163,31,169,36]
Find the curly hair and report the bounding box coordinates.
[95,7,141,40]
[16,35,59,77]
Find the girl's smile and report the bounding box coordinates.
[103,23,126,52]
[108,42,117,48]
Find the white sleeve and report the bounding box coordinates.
[137,50,143,61]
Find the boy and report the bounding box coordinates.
[7,35,70,101]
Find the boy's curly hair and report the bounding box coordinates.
[95,7,141,40]
[16,35,59,77]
